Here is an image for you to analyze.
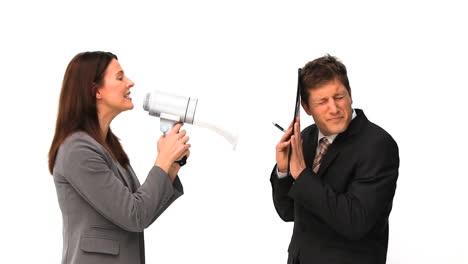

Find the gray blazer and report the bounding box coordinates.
[53,131,183,264]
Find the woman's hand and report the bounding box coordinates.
[154,123,191,179]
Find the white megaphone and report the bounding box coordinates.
[143,90,238,150]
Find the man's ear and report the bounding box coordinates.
[301,100,312,115]
[347,89,353,105]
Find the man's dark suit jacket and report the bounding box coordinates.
[271,109,399,264]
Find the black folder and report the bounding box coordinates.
[287,68,302,174]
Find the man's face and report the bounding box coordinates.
[302,79,353,136]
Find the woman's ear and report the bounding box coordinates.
[93,83,102,99]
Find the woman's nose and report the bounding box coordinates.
[128,78,135,88]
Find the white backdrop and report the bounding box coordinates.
[1,0,467,263]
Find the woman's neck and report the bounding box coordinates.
[97,109,117,140]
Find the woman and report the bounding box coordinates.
[48,51,190,264]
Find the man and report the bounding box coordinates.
[271,55,399,264]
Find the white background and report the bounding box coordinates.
[1,0,467,263]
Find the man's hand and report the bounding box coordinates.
[275,121,294,173]
[290,119,306,179]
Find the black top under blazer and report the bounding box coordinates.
[271,109,399,264]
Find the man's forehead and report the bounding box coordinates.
[309,81,346,98]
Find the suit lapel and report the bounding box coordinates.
[301,124,340,176]
[316,144,340,176]
[315,109,368,177]
[126,166,141,189]
[303,126,318,169]
[87,134,135,191]
[115,163,134,191]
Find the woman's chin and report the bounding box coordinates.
[125,102,134,110]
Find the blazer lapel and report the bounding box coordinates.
[316,109,368,176]
[126,166,141,189]
[115,163,133,191]
[316,144,340,176]
[303,126,318,169]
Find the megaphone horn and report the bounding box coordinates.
[143,90,238,150]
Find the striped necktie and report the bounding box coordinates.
[313,137,331,173]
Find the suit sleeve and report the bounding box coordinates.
[61,137,183,232]
[147,175,184,226]
[288,135,399,240]
[270,165,295,222]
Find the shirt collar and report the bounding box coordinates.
[317,109,357,145]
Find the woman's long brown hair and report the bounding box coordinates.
[48,51,129,174]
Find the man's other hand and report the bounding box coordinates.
[290,119,306,179]
[275,121,293,173]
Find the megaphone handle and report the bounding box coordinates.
[175,156,187,167]
[160,113,181,135]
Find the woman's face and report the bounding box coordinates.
[96,59,135,115]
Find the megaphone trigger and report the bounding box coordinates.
[160,112,181,135]
[175,156,188,167]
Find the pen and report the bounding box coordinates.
[272,122,285,132]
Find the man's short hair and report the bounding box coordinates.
[300,54,351,106]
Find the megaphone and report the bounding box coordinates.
[143,90,238,150]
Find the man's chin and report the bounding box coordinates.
[325,125,347,135]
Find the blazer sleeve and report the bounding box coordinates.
[288,135,399,240]
[147,175,183,226]
[270,165,295,222]
[60,136,183,232]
